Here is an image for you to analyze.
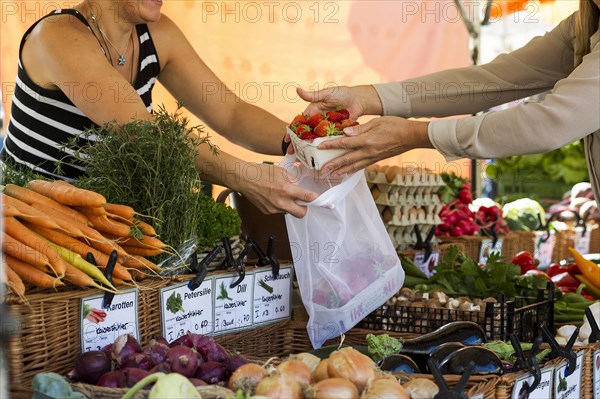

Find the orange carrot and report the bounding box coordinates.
[121,245,166,257]
[26,179,106,208]
[1,193,63,230]
[5,264,26,297]
[118,235,167,250]
[133,219,157,236]
[121,255,162,271]
[5,254,64,288]
[86,214,132,237]
[104,203,136,220]
[1,231,51,270]
[3,217,66,277]
[2,204,20,217]
[73,206,108,216]
[4,184,89,225]
[25,224,133,281]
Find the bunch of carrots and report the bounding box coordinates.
[1,179,170,299]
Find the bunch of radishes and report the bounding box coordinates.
[68,333,248,389]
[436,179,481,237]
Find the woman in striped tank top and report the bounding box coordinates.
[2,0,318,218]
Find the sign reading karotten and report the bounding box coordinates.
[252,265,293,325]
[159,279,214,343]
[80,288,139,352]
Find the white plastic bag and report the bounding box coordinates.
[283,157,404,348]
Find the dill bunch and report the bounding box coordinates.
[72,105,241,254]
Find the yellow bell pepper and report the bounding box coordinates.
[568,247,600,290]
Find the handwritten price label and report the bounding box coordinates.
[554,351,584,399]
[213,273,254,334]
[535,231,555,268]
[81,288,139,352]
[593,348,600,399]
[574,227,592,255]
[159,279,214,344]
[511,366,554,399]
[253,265,293,325]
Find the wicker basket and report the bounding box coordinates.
[5,278,172,398]
[581,342,600,399]
[494,357,562,399]
[439,235,486,261]
[502,231,536,260]
[71,383,235,399]
[553,229,576,263]
[396,373,498,399]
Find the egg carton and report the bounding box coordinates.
[387,225,440,251]
[380,204,443,227]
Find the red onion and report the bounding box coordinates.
[166,345,198,378]
[121,353,155,371]
[224,354,249,375]
[188,378,208,387]
[97,370,126,388]
[123,368,151,388]
[149,362,172,374]
[196,360,227,384]
[143,339,170,365]
[112,334,142,365]
[72,351,112,384]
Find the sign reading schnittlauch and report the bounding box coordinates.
[511,366,554,399]
[252,265,293,325]
[213,272,254,334]
[554,351,584,399]
[159,279,214,344]
[81,288,139,352]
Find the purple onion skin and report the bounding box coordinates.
[206,342,229,363]
[73,351,112,385]
[123,368,151,388]
[149,362,172,374]
[170,333,195,348]
[143,339,170,365]
[188,378,208,387]
[224,354,248,375]
[196,360,226,384]
[101,344,113,359]
[166,346,199,378]
[97,370,126,388]
[112,334,142,365]
[121,353,155,371]
[154,336,170,347]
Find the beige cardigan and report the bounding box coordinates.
[374,12,600,201]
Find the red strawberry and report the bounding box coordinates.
[340,119,354,129]
[326,111,344,123]
[305,113,325,129]
[314,120,331,137]
[295,124,311,137]
[338,108,350,120]
[290,113,307,127]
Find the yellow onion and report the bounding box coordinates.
[327,348,376,392]
[227,363,267,393]
[402,378,439,399]
[305,378,360,399]
[255,374,302,399]
[361,378,410,399]
[292,352,321,372]
[313,359,330,382]
[277,358,313,388]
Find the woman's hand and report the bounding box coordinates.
[317,117,432,176]
[296,85,381,120]
[236,162,319,218]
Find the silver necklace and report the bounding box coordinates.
[89,9,132,66]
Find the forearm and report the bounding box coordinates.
[226,103,287,155]
[195,145,250,192]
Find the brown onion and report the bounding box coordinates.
[292,352,321,372]
[228,363,268,393]
[305,378,359,399]
[361,378,410,399]
[277,358,313,388]
[327,348,376,392]
[255,374,302,399]
[313,359,330,382]
[402,378,439,399]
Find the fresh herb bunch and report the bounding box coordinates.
[71,105,241,253]
[0,157,49,186]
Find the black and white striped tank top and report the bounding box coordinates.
[1,8,160,180]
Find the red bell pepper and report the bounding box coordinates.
[546,263,568,277]
[551,271,581,292]
[511,251,537,274]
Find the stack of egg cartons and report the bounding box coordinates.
[366,165,445,251]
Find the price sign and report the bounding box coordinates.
[554,351,584,399]
[535,230,555,268]
[213,273,254,333]
[479,238,503,264]
[511,366,554,399]
[159,279,214,344]
[413,250,440,277]
[574,227,592,255]
[80,288,139,352]
[593,348,600,399]
[470,394,484,399]
[253,265,293,325]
